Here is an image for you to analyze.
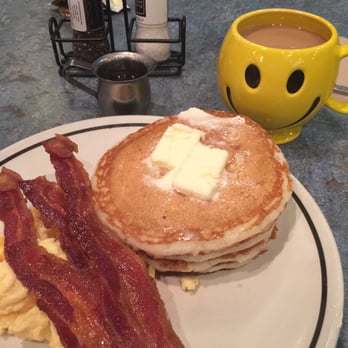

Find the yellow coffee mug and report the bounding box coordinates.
[218,8,348,144]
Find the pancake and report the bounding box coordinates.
[92,108,292,272]
[138,226,277,273]
[157,224,275,263]
[138,238,270,273]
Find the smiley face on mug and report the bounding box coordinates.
[220,45,326,130]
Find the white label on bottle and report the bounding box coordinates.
[135,0,146,17]
[67,0,87,32]
[135,0,168,26]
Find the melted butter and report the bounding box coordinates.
[147,121,228,200]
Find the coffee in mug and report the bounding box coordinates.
[241,24,326,49]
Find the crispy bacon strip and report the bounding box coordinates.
[42,134,184,348]
[1,134,184,348]
[0,168,120,347]
[20,177,88,269]
[21,176,144,348]
[20,176,145,347]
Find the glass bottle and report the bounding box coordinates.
[67,0,110,62]
[135,0,170,62]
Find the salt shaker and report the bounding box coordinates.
[67,0,109,63]
[135,0,170,62]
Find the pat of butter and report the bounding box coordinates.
[173,143,228,200]
[151,123,203,169]
[150,123,228,200]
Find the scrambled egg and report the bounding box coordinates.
[0,210,64,348]
[180,276,200,292]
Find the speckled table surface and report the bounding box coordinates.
[0,0,347,347]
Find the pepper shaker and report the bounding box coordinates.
[67,0,110,62]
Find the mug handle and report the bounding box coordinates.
[325,43,348,114]
[62,58,97,97]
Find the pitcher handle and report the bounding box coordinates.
[62,58,97,97]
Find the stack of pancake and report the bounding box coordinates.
[92,108,292,273]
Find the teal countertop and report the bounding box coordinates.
[0,0,347,347]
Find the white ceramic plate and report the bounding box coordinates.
[0,116,344,348]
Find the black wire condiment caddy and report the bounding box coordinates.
[49,0,186,77]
